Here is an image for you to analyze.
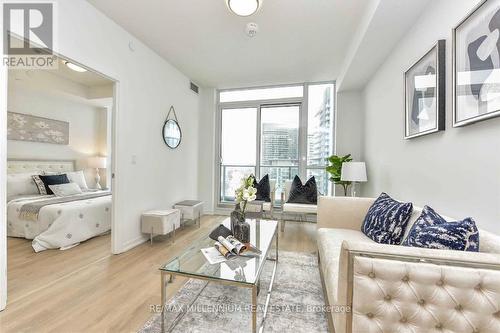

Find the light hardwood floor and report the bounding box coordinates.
[0,216,317,333]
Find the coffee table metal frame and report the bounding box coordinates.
[160,223,279,333]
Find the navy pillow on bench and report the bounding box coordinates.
[252,174,271,202]
[361,192,413,245]
[287,175,317,204]
[402,205,479,252]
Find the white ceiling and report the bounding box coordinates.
[87,0,431,90]
[337,0,432,91]
[9,52,114,109]
[87,0,369,88]
[54,59,113,87]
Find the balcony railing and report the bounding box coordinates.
[220,164,299,203]
[220,164,329,203]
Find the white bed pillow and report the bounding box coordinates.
[65,170,89,190]
[7,172,41,198]
[48,183,83,197]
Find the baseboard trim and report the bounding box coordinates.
[116,235,148,254]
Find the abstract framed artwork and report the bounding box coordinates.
[453,0,500,127]
[7,111,69,145]
[404,40,446,139]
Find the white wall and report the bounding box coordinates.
[197,88,216,213]
[7,71,107,187]
[0,10,7,310]
[336,91,364,161]
[54,0,200,252]
[335,90,365,196]
[1,0,200,260]
[361,0,500,233]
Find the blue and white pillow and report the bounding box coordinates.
[361,193,413,245]
[402,206,479,252]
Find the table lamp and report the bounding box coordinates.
[88,156,107,189]
[341,162,367,197]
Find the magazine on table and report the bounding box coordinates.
[201,224,262,264]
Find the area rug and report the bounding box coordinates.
[139,251,328,333]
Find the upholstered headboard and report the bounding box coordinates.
[7,159,75,175]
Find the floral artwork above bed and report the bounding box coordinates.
[7,111,69,145]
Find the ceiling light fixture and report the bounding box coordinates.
[226,0,261,17]
[64,61,87,73]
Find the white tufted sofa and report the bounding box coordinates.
[317,196,500,333]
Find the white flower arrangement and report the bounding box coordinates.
[235,175,257,214]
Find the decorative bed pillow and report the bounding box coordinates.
[32,175,48,195]
[38,174,70,195]
[7,172,40,197]
[361,192,413,245]
[402,206,479,252]
[66,171,89,190]
[49,182,83,197]
[287,175,317,204]
[252,174,271,202]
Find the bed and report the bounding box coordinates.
[6,159,112,252]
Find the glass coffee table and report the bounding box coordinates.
[159,218,278,333]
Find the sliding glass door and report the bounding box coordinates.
[259,105,300,203]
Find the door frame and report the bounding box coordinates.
[0,51,120,311]
[1,43,7,312]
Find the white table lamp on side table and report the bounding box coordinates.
[341,162,367,197]
[88,156,107,190]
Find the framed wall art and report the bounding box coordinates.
[404,40,446,139]
[7,111,69,145]
[453,0,500,127]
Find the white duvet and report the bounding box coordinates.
[7,191,112,252]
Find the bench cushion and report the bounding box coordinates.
[283,202,317,213]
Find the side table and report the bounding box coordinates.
[141,209,180,244]
[173,200,203,228]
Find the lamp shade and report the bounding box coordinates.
[88,156,107,169]
[341,162,367,182]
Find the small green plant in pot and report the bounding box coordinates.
[326,154,353,196]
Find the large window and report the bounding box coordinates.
[220,85,303,103]
[218,82,335,206]
[307,83,335,195]
[220,108,256,201]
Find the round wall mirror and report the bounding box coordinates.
[163,119,182,149]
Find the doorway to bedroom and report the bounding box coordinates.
[4,53,117,309]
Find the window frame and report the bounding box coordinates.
[215,81,336,210]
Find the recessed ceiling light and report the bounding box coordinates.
[226,0,261,17]
[64,61,87,72]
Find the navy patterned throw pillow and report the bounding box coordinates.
[402,206,479,252]
[361,193,413,245]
